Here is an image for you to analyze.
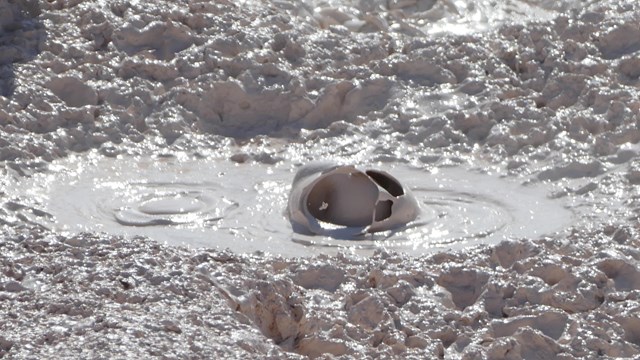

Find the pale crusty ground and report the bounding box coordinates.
[3,223,640,359]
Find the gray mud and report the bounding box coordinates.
[2,0,640,358]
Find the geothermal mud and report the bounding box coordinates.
[8,151,572,256]
[2,0,640,358]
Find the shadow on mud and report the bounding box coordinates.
[0,0,44,97]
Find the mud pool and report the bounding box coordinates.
[9,151,573,256]
[3,0,640,358]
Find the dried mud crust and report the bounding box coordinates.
[0,0,637,166]
[2,225,640,358]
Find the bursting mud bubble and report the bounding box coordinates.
[2,0,640,358]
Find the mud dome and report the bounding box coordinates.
[2,0,640,358]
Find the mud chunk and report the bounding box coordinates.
[47,77,98,108]
[436,268,489,310]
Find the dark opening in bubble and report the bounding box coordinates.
[366,170,404,197]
